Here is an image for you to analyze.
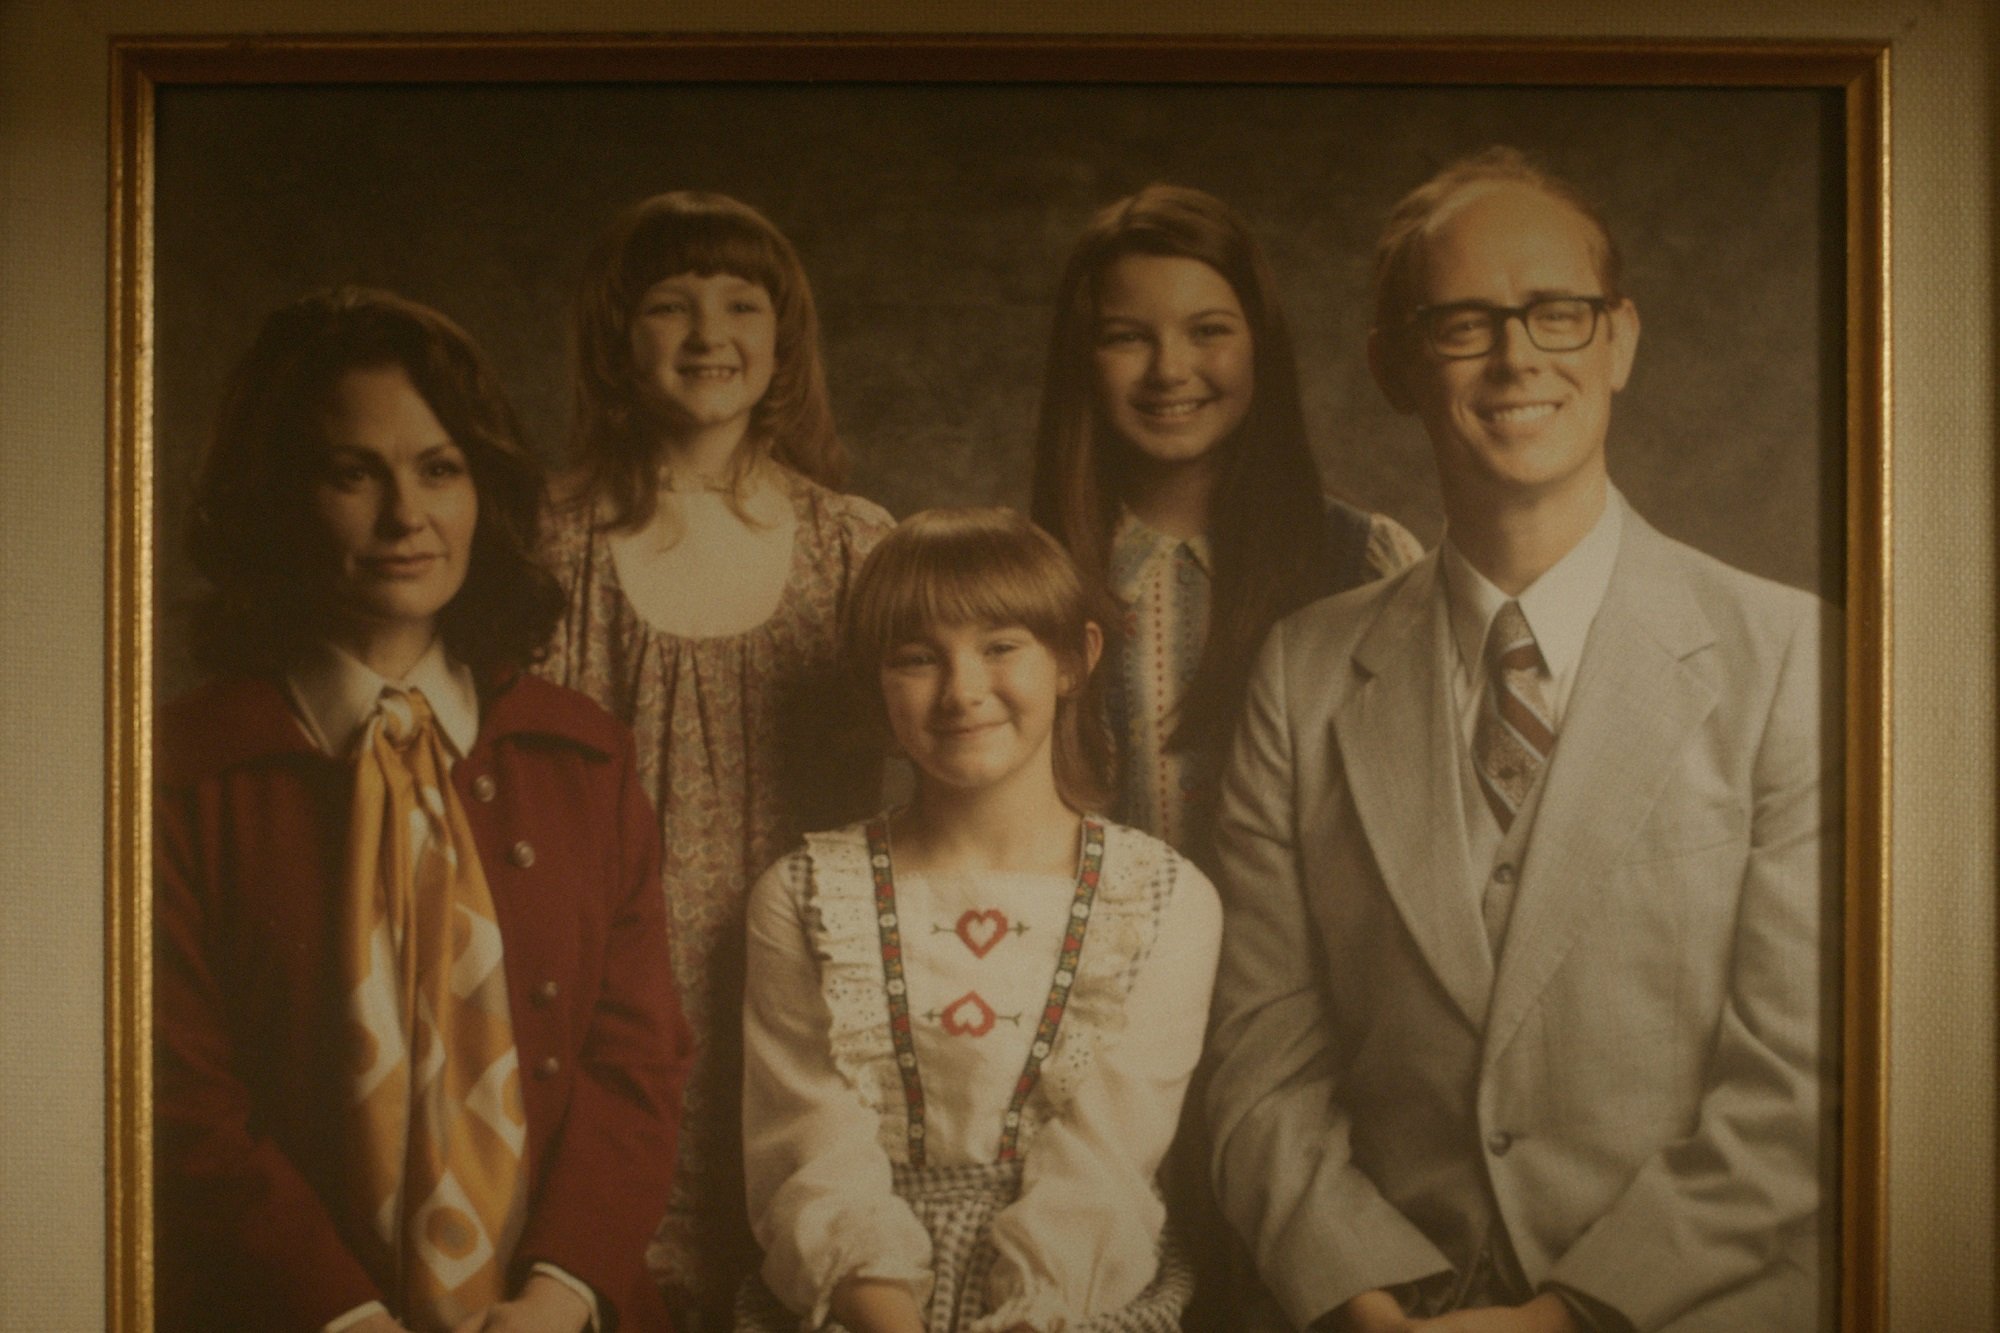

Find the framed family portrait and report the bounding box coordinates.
[105,32,1889,1333]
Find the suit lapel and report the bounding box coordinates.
[1483,513,1719,1065]
[1337,555,1494,1032]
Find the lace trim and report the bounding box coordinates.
[801,818,1181,1164]
[799,823,910,1159]
[864,817,1107,1167]
[1020,823,1178,1149]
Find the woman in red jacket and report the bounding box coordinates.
[155,287,693,1333]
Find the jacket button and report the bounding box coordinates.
[1487,1130,1514,1156]
[509,840,536,868]
[534,979,560,1006]
[471,774,497,802]
[1492,862,1516,884]
[536,1055,561,1080]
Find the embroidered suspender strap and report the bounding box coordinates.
[997,815,1106,1162]
[865,814,1111,1169]
[865,817,930,1166]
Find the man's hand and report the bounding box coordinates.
[448,1272,592,1333]
[1331,1289,1418,1333]
[1415,1293,1582,1333]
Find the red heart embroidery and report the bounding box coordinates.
[940,991,997,1037]
[955,908,1008,958]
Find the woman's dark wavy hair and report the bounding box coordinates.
[843,507,1112,815]
[568,190,846,530]
[187,286,564,677]
[1029,183,1338,759]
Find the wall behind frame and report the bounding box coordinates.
[0,1,1990,1330]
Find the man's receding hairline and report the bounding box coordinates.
[1412,178,1616,296]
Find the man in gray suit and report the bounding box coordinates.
[1206,148,1835,1333]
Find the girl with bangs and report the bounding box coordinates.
[736,508,1221,1333]
[535,191,893,1329]
[1030,184,1420,868]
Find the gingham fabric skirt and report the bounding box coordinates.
[734,1159,1193,1332]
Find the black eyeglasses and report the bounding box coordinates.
[1408,296,1613,359]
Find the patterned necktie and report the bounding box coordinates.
[1472,601,1556,832]
[339,687,526,1331]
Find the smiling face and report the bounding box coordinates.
[1091,253,1255,477]
[309,363,477,676]
[1380,183,1639,511]
[881,621,1078,802]
[628,271,778,450]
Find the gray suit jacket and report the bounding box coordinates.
[1206,507,1836,1332]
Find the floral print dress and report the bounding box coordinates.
[535,465,894,1322]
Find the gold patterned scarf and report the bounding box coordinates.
[339,686,527,1330]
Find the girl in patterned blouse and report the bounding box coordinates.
[736,508,1221,1333]
[1030,184,1421,868]
[534,192,893,1331]
[1029,184,1422,1331]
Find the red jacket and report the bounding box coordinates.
[155,670,693,1332]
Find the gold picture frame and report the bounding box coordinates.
[106,33,1889,1332]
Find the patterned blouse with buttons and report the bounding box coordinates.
[1105,499,1423,857]
[739,816,1222,1332]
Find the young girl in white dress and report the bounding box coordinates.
[737,507,1222,1333]
[535,191,894,1329]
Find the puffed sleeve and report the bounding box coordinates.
[743,851,935,1327]
[825,487,897,583]
[1364,510,1425,578]
[974,855,1223,1331]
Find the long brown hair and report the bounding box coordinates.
[568,190,846,530]
[843,508,1111,815]
[188,286,563,677]
[1029,183,1335,758]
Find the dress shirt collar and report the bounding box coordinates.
[285,636,480,760]
[1441,486,1626,695]
[1109,506,1214,599]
